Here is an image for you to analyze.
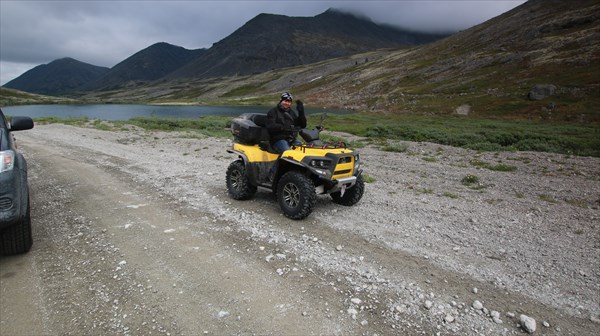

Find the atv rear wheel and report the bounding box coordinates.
[331,174,364,206]
[277,171,316,220]
[226,160,257,200]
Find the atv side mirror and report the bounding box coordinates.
[317,113,327,131]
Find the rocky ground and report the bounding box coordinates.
[1,123,599,335]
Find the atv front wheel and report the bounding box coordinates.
[331,174,364,206]
[226,160,257,200]
[277,171,316,220]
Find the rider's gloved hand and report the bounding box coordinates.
[283,125,296,132]
[296,100,304,114]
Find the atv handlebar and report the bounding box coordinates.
[284,126,303,132]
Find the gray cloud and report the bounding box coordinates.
[0,0,525,85]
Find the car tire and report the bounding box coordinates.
[277,171,316,220]
[331,174,365,206]
[0,196,33,255]
[226,159,257,200]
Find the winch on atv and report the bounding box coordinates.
[226,113,364,219]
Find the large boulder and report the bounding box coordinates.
[528,84,557,100]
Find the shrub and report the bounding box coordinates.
[382,142,409,153]
[362,174,376,183]
[538,194,558,203]
[461,174,480,185]
[489,164,517,172]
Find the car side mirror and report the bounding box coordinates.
[10,116,34,131]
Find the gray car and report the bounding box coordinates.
[0,108,34,255]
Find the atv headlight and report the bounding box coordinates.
[309,159,331,169]
[313,168,329,177]
[0,150,15,173]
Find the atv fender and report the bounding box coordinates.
[228,147,285,186]
[227,148,249,163]
[227,148,263,186]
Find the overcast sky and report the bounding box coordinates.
[0,0,526,86]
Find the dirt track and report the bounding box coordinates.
[1,123,599,335]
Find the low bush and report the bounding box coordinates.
[320,113,600,157]
[461,174,480,185]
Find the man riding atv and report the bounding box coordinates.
[266,92,306,154]
[226,92,364,219]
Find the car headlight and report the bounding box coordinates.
[354,154,361,171]
[0,150,15,173]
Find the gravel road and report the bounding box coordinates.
[1,123,599,335]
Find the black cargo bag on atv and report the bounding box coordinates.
[231,113,270,145]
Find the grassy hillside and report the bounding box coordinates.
[0,87,80,106]
[294,0,600,122]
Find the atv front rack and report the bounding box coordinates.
[298,141,347,150]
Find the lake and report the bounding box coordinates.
[1,104,348,121]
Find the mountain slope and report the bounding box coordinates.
[293,0,600,120]
[166,9,446,79]
[88,42,206,90]
[3,58,109,96]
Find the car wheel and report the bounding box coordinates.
[0,196,33,255]
[226,159,257,200]
[331,174,364,206]
[277,171,316,220]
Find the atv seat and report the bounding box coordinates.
[249,113,268,127]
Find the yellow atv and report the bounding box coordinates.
[226,113,364,219]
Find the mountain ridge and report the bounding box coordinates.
[87,42,206,91]
[4,58,109,95]
[3,8,446,95]
[165,8,446,79]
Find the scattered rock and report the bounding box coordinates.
[455,104,471,115]
[520,314,537,334]
[351,298,362,305]
[527,84,556,100]
[472,300,483,310]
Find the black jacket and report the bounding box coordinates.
[266,104,306,144]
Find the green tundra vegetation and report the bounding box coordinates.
[33,112,600,158]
